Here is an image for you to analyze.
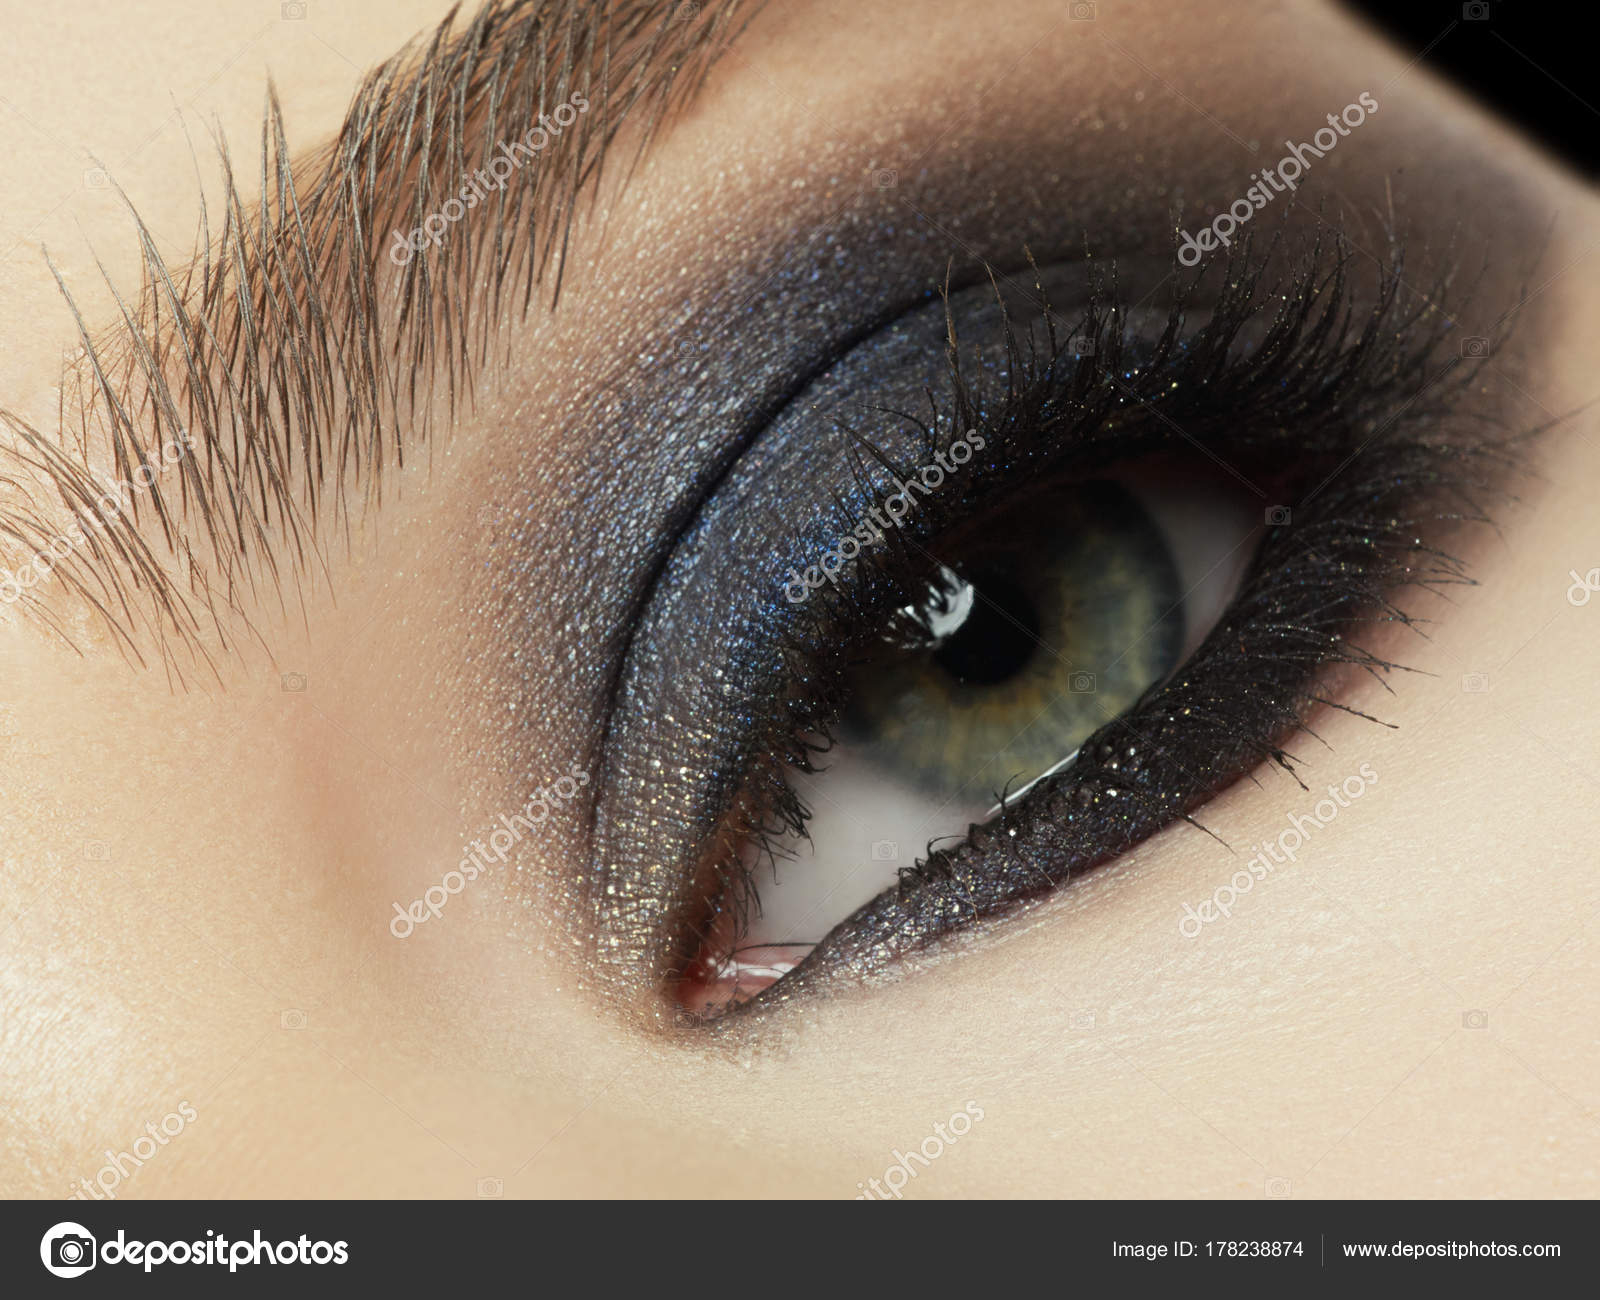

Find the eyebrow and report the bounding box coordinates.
[0,0,757,672]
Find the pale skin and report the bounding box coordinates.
[1,0,1597,1198]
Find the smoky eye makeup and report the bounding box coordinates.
[576,235,1520,1028]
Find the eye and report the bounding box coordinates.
[586,242,1508,1027]
[680,468,1262,1014]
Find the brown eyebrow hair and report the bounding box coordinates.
[0,0,756,677]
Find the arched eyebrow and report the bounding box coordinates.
[0,0,757,674]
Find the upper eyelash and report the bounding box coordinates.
[719,238,1463,862]
[664,235,1527,1018]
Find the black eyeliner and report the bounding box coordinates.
[584,236,1520,1024]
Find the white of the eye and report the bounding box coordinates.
[742,751,995,952]
[1138,473,1263,660]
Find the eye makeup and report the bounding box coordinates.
[580,238,1520,1023]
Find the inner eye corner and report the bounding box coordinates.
[665,867,813,1025]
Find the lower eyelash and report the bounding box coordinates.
[663,237,1526,1021]
[742,440,1502,1006]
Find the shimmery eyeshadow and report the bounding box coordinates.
[573,241,1521,1022]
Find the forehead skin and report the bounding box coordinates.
[1,0,1598,1197]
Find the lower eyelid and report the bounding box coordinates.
[756,462,1485,1007]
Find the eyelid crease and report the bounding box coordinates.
[0,0,763,674]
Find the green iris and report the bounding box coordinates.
[844,480,1184,797]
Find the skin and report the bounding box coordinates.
[1,0,1597,1199]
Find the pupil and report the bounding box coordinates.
[931,572,1040,686]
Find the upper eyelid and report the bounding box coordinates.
[0,0,760,666]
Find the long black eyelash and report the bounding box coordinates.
[683,235,1527,1009]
